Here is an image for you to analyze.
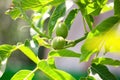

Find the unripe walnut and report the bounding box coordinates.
[51,36,66,49]
[56,22,68,38]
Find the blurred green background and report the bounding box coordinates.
[0,0,49,80]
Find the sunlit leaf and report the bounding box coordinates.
[11,70,34,80]
[6,0,44,19]
[47,57,56,68]
[92,57,120,66]
[65,9,79,29]
[85,2,99,15]
[0,45,16,61]
[6,0,64,20]
[89,63,117,80]
[101,2,113,14]
[5,7,21,20]
[48,2,66,37]
[24,39,39,55]
[37,60,76,80]
[80,16,120,62]
[48,49,80,69]
[53,69,76,80]
[33,35,50,48]
[32,6,51,32]
[49,0,65,6]
[18,44,40,64]
[48,49,80,58]
[76,0,108,16]
[13,0,51,10]
[0,44,16,77]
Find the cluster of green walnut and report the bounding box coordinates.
[51,22,68,50]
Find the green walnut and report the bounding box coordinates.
[56,22,68,38]
[51,36,66,49]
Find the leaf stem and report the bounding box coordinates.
[19,4,50,39]
[82,17,88,33]
[24,67,38,80]
[64,33,88,48]
[74,33,88,44]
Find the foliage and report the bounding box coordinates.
[0,0,120,79]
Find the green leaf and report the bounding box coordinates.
[47,57,56,68]
[33,35,50,48]
[0,44,16,61]
[76,0,107,30]
[53,69,76,80]
[0,44,16,77]
[80,76,96,80]
[89,63,117,80]
[84,15,94,30]
[114,0,120,17]
[11,70,34,80]
[92,57,120,66]
[24,39,39,55]
[37,60,76,80]
[6,0,44,19]
[48,49,80,68]
[13,0,51,10]
[80,16,120,62]
[76,0,108,16]
[101,2,113,14]
[32,6,51,31]
[65,9,79,29]
[48,2,66,37]
[5,7,21,20]
[49,0,65,6]
[6,0,64,20]
[18,44,40,64]
[48,49,80,58]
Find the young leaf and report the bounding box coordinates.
[76,0,108,30]
[32,6,51,29]
[18,44,40,64]
[0,44,16,77]
[76,0,108,16]
[6,0,64,20]
[92,57,120,66]
[114,0,120,17]
[89,63,117,80]
[33,35,50,48]
[80,16,120,62]
[6,0,44,19]
[37,60,76,80]
[24,39,39,55]
[48,49,80,58]
[5,7,21,20]
[65,9,79,29]
[13,0,51,10]
[11,70,34,80]
[48,2,66,37]
[47,57,56,68]
[0,44,16,61]
[49,0,65,6]
[101,2,114,14]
